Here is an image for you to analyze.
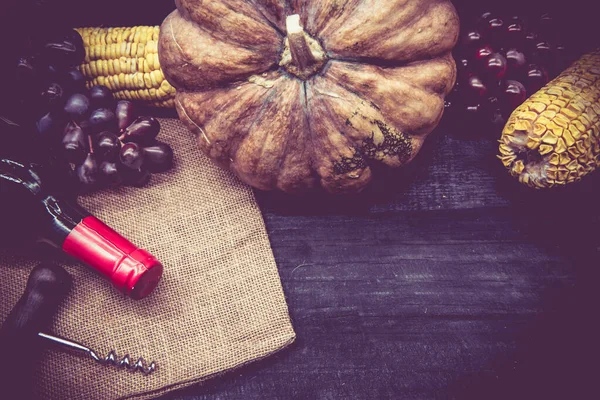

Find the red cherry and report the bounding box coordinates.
[505,49,527,78]
[475,45,494,59]
[538,13,555,40]
[540,13,553,24]
[526,65,549,94]
[462,30,483,48]
[480,11,494,20]
[531,41,553,66]
[489,18,504,31]
[484,52,508,80]
[555,43,568,58]
[458,30,483,59]
[524,31,538,52]
[474,45,494,68]
[507,15,527,27]
[536,41,552,53]
[506,22,525,47]
[502,80,528,110]
[465,76,488,99]
[477,11,494,30]
[486,17,505,45]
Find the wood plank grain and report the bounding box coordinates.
[161,207,599,399]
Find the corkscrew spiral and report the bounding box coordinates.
[89,349,157,374]
[38,332,157,375]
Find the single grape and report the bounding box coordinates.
[64,93,91,121]
[90,85,114,109]
[44,64,61,82]
[505,49,527,79]
[485,17,505,47]
[465,76,488,99]
[75,153,99,189]
[15,56,36,79]
[88,108,117,134]
[523,31,539,53]
[507,15,527,29]
[62,121,88,164]
[460,30,483,57]
[116,100,136,133]
[531,41,553,65]
[64,28,86,52]
[64,68,86,93]
[506,21,525,48]
[120,142,145,170]
[36,112,60,137]
[40,82,66,112]
[526,65,549,94]
[122,167,151,187]
[120,116,160,144]
[483,53,507,81]
[474,46,494,69]
[100,161,123,186]
[96,132,121,161]
[476,11,494,32]
[15,57,38,93]
[538,13,555,41]
[143,142,174,173]
[40,29,85,68]
[501,80,527,111]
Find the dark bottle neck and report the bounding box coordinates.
[36,195,90,248]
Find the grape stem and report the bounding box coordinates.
[88,134,94,154]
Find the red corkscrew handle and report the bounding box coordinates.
[62,216,163,299]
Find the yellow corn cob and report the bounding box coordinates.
[76,26,176,108]
[499,49,600,188]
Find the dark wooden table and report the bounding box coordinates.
[160,118,600,400]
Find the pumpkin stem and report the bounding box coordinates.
[280,15,326,80]
[286,15,317,70]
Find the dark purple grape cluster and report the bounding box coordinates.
[56,89,173,192]
[4,27,174,193]
[446,11,574,127]
[10,29,88,124]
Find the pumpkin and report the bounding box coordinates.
[158,0,459,193]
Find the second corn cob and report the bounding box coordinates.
[76,26,176,108]
[499,49,600,188]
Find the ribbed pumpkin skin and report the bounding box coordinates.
[159,0,459,194]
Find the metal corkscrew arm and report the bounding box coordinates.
[38,332,157,375]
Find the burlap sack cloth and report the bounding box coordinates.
[0,118,295,399]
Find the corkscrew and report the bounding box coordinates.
[38,332,157,375]
[0,263,157,393]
